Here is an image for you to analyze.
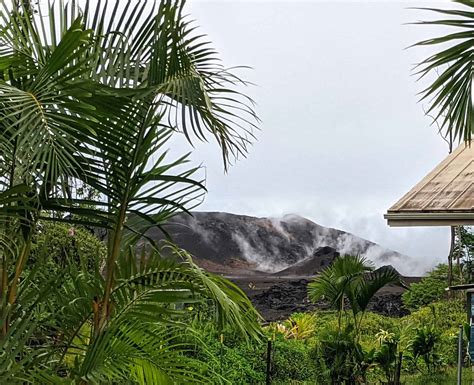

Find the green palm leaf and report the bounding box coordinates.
[414,1,474,143]
[34,243,260,382]
[308,255,372,309]
[353,265,406,314]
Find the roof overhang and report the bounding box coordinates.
[385,212,474,227]
[385,144,474,227]
[447,283,474,292]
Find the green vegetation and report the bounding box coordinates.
[187,256,470,384]
[0,0,261,383]
[193,301,466,384]
[402,264,452,311]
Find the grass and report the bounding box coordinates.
[272,368,472,384]
[400,367,472,384]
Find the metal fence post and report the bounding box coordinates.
[395,351,403,385]
[458,324,463,385]
[266,340,272,385]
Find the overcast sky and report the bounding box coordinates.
[169,1,461,274]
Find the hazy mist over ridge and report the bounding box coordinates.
[158,212,428,276]
[161,1,457,274]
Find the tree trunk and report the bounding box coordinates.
[456,226,463,283]
[448,226,456,289]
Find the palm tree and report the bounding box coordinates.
[310,259,404,384]
[0,0,261,382]
[308,255,404,334]
[413,0,474,143]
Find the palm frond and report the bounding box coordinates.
[78,322,217,385]
[414,1,474,143]
[83,0,258,168]
[0,311,46,384]
[33,243,259,382]
[113,243,262,340]
[0,14,99,187]
[308,255,372,308]
[354,265,406,313]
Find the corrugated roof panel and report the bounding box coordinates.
[450,183,474,210]
[385,144,474,226]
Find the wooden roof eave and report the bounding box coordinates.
[385,211,474,227]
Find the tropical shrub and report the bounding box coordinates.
[402,264,454,311]
[357,312,397,352]
[409,326,444,373]
[269,312,316,340]
[198,333,266,384]
[271,336,317,382]
[400,300,464,366]
[370,330,401,385]
[313,324,370,385]
[29,222,107,270]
